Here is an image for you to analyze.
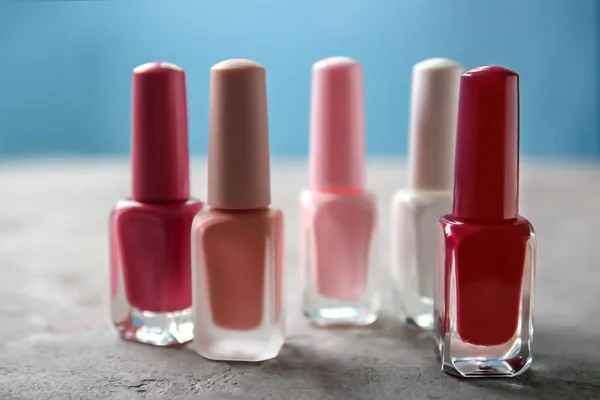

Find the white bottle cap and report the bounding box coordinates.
[407,58,464,191]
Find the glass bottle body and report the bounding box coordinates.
[391,189,452,329]
[110,198,203,346]
[191,207,285,362]
[435,215,536,377]
[300,189,380,327]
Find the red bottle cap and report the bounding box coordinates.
[131,62,190,203]
[452,66,520,221]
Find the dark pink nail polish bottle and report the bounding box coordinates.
[110,62,203,346]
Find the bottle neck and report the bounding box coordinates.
[308,186,364,196]
[450,214,519,225]
[208,206,270,215]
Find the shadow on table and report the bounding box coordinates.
[247,318,438,399]
[452,327,600,400]
[259,319,600,399]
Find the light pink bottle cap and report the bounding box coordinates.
[207,59,271,210]
[407,58,463,191]
[309,57,366,193]
[131,62,190,203]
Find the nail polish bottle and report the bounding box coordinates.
[435,66,536,377]
[191,59,285,362]
[110,62,203,346]
[300,57,379,327]
[390,58,463,330]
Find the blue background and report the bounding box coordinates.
[0,0,598,159]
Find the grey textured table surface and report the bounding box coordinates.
[0,158,599,399]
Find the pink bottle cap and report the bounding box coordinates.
[207,59,271,210]
[408,58,464,191]
[309,57,366,193]
[131,62,190,203]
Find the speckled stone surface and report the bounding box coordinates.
[0,158,599,399]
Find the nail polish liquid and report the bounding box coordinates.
[192,208,284,362]
[301,57,379,327]
[391,59,463,329]
[435,66,536,378]
[301,189,378,326]
[191,59,285,362]
[110,62,202,346]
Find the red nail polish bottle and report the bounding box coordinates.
[435,66,536,377]
[110,62,203,346]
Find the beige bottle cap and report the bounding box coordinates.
[408,58,464,191]
[207,59,271,209]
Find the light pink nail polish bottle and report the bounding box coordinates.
[190,59,285,362]
[300,57,380,327]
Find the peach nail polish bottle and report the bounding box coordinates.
[300,57,380,327]
[191,59,285,362]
